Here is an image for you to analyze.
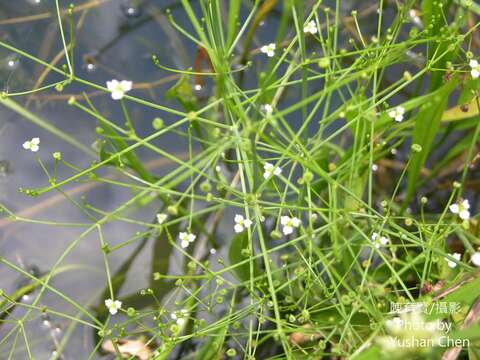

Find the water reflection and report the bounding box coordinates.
[121,0,143,19]
[4,54,19,70]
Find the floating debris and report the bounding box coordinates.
[5,55,19,70]
[121,0,142,18]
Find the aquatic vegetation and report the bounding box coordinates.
[1,0,480,359]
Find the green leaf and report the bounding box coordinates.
[195,322,228,360]
[405,78,459,205]
[99,141,123,167]
[228,232,259,283]
[150,226,176,297]
[443,277,480,305]
[166,74,197,111]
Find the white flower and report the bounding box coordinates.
[263,104,273,116]
[449,199,470,220]
[263,162,282,179]
[260,43,276,57]
[371,232,390,248]
[303,20,318,34]
[469,59,480,79]
[179,232,196,249]
[388,106,405,122]
[22,137,40,152]
[106,79,132,100]
[234,214,253,233]
[156,213,167,224]
[105,298,122,315]
[171,309,189,326]
[280,216,301,235]
[409,9,423,27]
[445,252,462,268]
[471,252,480,267]
[210,248,217,255]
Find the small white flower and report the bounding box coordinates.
[280,216,301,235]
[263,162,282,179]
[156,213,167,224]
[469,59,480,79]
[210,248,217,255]
[371,232,389,248]
[171,309,189,326]
[22,137,40,152]
[449,199,471,220]
[303,20,318,35]
[445,252,462,268]
[409,9,423,27]
[471,252,480,267]
[105,298,122,315]
[372,164,378,172]
[179,232,196,249]
[260,43,276,57]
[106,79,132,100]
[234,214,253,233]
[263,104,273,116]
[388,106,405,122]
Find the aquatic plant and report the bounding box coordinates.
[1,0,480,359]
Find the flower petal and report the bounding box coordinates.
[111,90,124,100]
[459,209,470,220]
[449,204,459,214]
[264,162,273,171]
[120,80,133,92]
[106,80,118,91]
[282,225,293,235]
[291,217,301,227]
[234,224,244,233]
[471,252,480,267]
